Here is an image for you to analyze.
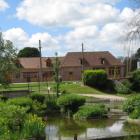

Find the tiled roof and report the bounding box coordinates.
[18,51,123,69]
[19,57,64,69]
[61,51,123,67]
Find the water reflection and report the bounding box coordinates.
[45,117,140,140]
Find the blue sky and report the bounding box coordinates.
[0,0,139,57]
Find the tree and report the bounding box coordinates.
[18,47,40,57]
[53,52,61,97]
[0,32,17,86]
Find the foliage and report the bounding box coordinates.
[30,93,46,104]
[31,101,47,116]
[131,70,140,91]
[45,95,60,113]
[115,80,131,94]
[123,95,140,119]
[7,97,32,111]
[83,70,108,89]
[73,104,107,120]
[21,114,46,138]
[57,94,85,114]
[0,100,46,139]
[0,103,27,132]
[105,79,115,92]
[18,47,40,57]
[129,108,140,119]
[0,32,17,86]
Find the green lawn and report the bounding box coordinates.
[0,81,106,95]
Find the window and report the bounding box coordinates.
[23,72,38,78]
[69,72,73,75]
[109,68,114,76]
[46,59,52,67]
[101,58,105,64]
[80,59,83,65]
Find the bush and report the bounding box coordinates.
[0,101,46,139]
[57,94,85,114]
[30,93,46,104]
[123,95,140,114]
[0,103,27,131]
[105,79,115,92]
[129,108,140,119]
[44,95,60,113]
[131,70,140,92]
[83,70,107,89]
[31,101,47,116]
[0,95,8,101]
[22,114,46,139]
[73,104,107,120]
[7,97,32,111]
[115,80,131,94]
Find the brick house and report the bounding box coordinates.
[11,51,125,82]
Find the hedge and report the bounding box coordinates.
[73,104,107,120]
[57,94,85,114]
[83,69,107,89]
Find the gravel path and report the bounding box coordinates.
[80,94,126,101]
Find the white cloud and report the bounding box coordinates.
[65,25,98,42]
[3,28,60,56]
[16,0,120,28]
[13,0,140,56]
[0,0,9,11]
[119,7,137,22]
[3,28,29,49]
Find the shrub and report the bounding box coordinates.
[7,97,32,111]
[44,95,60,113]
[105,79,115,92]
[22,114,46,139]
[0,103,27,131]
[57,94,85,114]
[30,93,46,104]
[131,70,140,92]
[83,70,107,89]
[0,95,8,101]
[129,108,140,119]
[115,80,131,94]
[73,104,107,120]
[31,101,47,116]
[123,95,140,114]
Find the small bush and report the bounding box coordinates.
[73,104,107,120]
[0,95,8,101]
[83,70,107,89]
[22,114,46,139]
[131,70,140,92]
[31,101,47,116]
[123,95,140,114]
[7,97,33,111]
[0,103,27,131]
[115,80,131,94]
[30,93,46,104]
[129,108,140,119]
[105,79,115,92]
[57,94,85,114]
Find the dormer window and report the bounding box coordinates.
[80,58,83,65]
[101,58,105,64]
[46,58,52,67]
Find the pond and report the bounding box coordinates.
[45,116,140,140]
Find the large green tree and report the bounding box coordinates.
[0,32,17,85]
[18,47,40,57]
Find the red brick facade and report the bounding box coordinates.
[11,51,125,83]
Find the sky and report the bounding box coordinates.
[0,0,139,57]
